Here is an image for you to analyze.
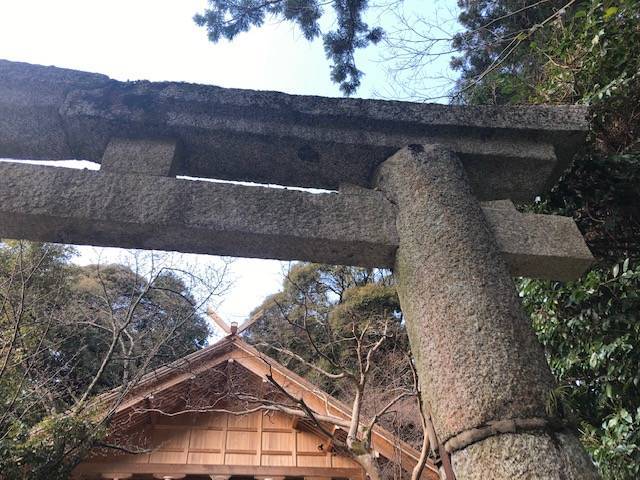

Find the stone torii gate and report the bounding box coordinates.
[0,60,598,479]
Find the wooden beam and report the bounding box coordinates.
[257,406,264,465]
[221,412,228,464]
[208,308,232,335]
[73,463,363,478]
[292,421,298,467]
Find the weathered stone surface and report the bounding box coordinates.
[0,162,591,280]
[0,60,108,160]
[0,59,588,201]
[451,431,599,479]
[0,162,397,267]
[482,200,592,280]
[376,146,597,478]
[376,145,555,439]
[101,138,181,176]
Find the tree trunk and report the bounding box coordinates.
[354,452,383,480]
[376,145,598,479]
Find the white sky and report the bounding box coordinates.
[0,0,457,332]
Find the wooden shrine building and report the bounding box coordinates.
[73,335,439,480]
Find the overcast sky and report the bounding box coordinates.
[0,0,457,334]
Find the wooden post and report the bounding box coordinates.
[257,409,264,466]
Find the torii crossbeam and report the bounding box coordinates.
[0,60,599,479]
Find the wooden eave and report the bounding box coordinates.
[85,335,438,480]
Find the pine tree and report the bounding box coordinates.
[194,0,383,95]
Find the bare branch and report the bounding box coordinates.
[257,343,353,381]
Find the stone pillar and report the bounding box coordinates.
[375,145,598,479]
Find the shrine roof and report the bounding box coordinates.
[84,335,438,480]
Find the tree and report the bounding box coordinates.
[447,0,570,103]
[67,262,212,390]
[241,263,439,479]
[245,265,398,392]
[0,241,229,479]
[194,0,385,95]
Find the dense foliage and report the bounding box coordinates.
[453,0,640,110]
[0,242,213,479]
[194,0,383,95]
[520,263,640,478]
[452,0,640,477]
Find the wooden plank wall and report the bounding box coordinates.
[92,411,361,470]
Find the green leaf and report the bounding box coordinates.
[604,6,619,18]
[590,351,599,368]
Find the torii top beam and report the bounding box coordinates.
[0,60,592,280]
[0,59,586,201]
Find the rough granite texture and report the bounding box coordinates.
[0,59,588,202]
[481,200,592,280]
[0,162,591,280]
[101,137,181,176]
[376,146,597,478]
[451,431,599,479]
[0,162,397,267]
